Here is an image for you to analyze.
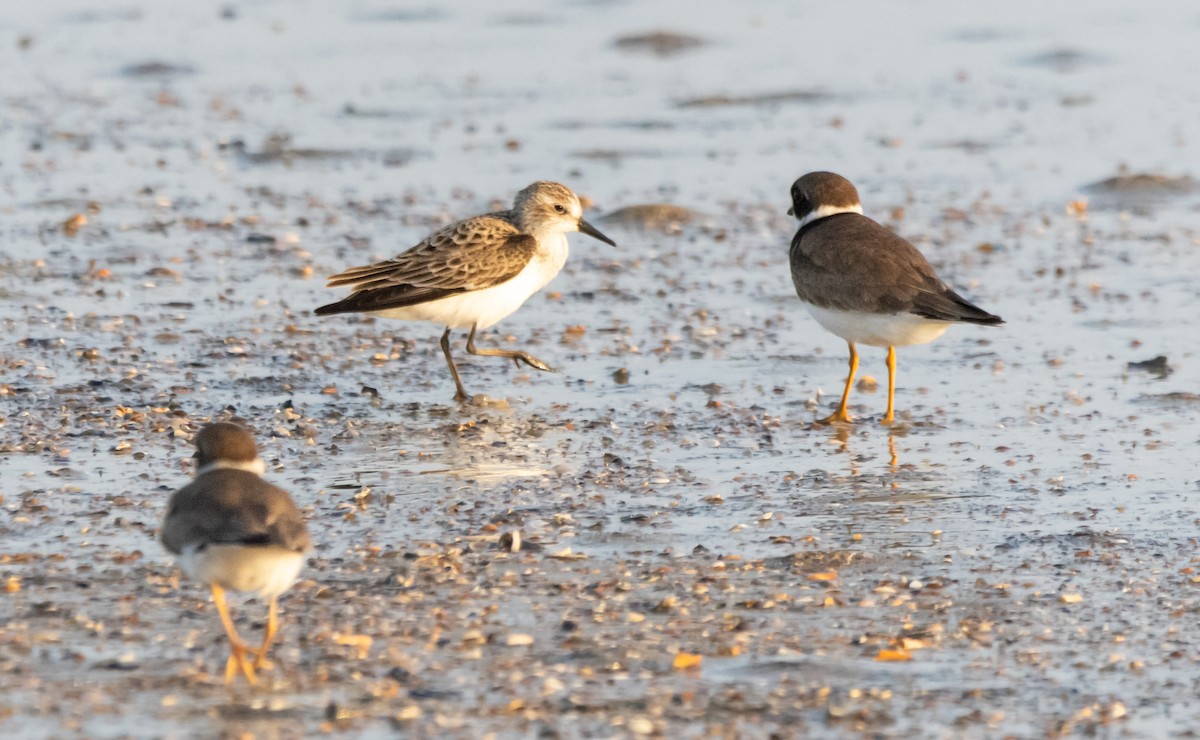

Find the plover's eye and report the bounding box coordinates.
[553,204,566,214]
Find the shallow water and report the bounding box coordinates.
[3,0,1200,736]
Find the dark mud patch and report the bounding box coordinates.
[119,61,196,78]
[340,103,421,120]
[1018,48,1107,72]
[491,13,557,27]
[993,527,1130,553]
[63,7,144,24]
[1134,391,1200,407]
[218,134,420,168]
[1059,94,1095,107]
[351,8,447,23]
[761,549,865,571]
[675,89,834,109]
[1084,173,1198,196]
[948,27,1024,43]
[600,204,704,232]
[570,148,666,162]
[552,119,676,131]
[929,139,998,154]
[1084,172,1199,212]
[614,31,707,57]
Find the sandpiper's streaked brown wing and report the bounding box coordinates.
[790,213,1002,325]
[162,470,310,555]
[315,215,538,315]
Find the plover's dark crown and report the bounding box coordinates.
[193,421,260,470]
[789,171,862,223]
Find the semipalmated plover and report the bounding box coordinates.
[787,172,1003,424]
[316,181,616,401]
[161,422,309,684]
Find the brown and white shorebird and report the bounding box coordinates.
[161,422,309,684]
[315,181,616,401]
[787,172,1003,424]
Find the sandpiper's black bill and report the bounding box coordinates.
[578,218,617,247]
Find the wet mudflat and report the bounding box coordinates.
[3,0,1200,737]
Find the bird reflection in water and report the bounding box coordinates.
[824,424,901,471]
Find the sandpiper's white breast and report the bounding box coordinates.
[372,233,569,329]
[806,304,951,348]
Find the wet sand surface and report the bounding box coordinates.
[3,0,1200,737]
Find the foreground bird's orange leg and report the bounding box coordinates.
[252,597,279,670]
[212,583,258,685]
[881,345,897,425]
[818,341,858,424]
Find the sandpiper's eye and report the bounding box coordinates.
[553,204,566,214]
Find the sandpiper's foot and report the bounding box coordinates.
[512,352,556,373]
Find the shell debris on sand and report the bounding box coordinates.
[2,0,1199,736]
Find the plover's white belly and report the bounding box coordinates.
[179,544,304,600]
[372,238,568,330]
[806,304,951,347]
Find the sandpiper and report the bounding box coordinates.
[161,422,309,684]
[315,181,616,401]
[787,172,1003,424]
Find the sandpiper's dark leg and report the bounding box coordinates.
[882,345,897,425]
[440,327,469,401]
[817,341,857,425]
[464,324,556,374]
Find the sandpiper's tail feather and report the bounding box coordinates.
[314,285,465,316]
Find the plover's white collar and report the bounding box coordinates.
[796,202,863,229]
[197,457,267,476]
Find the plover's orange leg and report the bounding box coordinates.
[251,597,279,670]
[818,341,858,424]
[440,327,470,402]
[465,324,556,373]
[881,345,897,426]
[212,583,258,685]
